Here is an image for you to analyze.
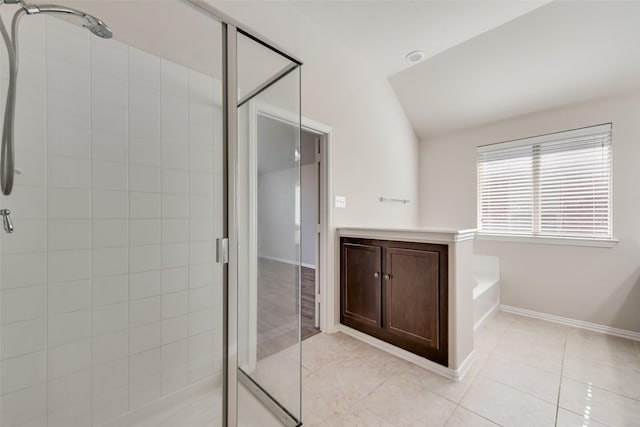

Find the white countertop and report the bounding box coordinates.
[337,227,477,244]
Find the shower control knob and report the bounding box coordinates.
[1,209,14,233]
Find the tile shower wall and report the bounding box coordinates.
[0,14,223,427]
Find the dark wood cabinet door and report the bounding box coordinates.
[381,242,448,365]
[384,247,440,349]
[341,241,382,329]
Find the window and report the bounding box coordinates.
[477,124,612,240]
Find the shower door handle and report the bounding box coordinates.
[216,238,229,264]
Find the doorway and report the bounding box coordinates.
[251,114,329,345]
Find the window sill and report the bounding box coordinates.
[476,232,618,248]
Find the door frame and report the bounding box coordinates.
[246,100,334,368]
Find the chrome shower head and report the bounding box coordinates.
[81,14,112,39]
[26,3,112,38]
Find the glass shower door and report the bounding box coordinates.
[235,32,302,426]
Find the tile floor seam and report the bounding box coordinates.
[441,403,459,426]
[554,339,567,426]
[475,373,560,407]
[357,374,392,401]
[462,405,508,427]
[456,369,479,405]
[484,351,565,377]
[557,406,615,427]
[559,374,640,403]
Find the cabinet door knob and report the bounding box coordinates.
[373,272,379,279]
[383,273,391,280]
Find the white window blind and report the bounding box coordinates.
[477,124,612,239]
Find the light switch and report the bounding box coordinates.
[335,196,346,208]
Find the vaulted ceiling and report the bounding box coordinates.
[389,1,640,138]
[52,1,640,140]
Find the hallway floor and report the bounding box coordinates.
[301,312,640,427]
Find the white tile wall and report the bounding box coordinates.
[4,186,46,220]
[48,250,91,283]
[47,124,91,159]
[47,340,91,379]
[48,219,91,251]
[92,219,128,248]
[92,275,128,308]
[48,279,90,315]
[162,219,189,244]
[162,316,189,345]
[92,247,129,277]
[92,101,128,136]
[92,131,128,163]
[92,160,129,191]
[1,351,46,394]
[92,303,128,336]
[92,330,128,366]
[130,219,161,246]
[47,91,91,129]
[129,296,161,328]
[1,286,46,324]
[129,245,161,273]
[13,152,46,187]
[92,190,128,219]
[129,138,161,167]
[91,37,128,81]
[130,192,161,219]
[0,14,223,426]
[1,383,47,427]
[129,270,161,301]
[91,358,128,414]
[129,164,161,193]
[48,310,91,347]
[1,219,46,254]
[129,110,161,143]
[162,266,189,294]
[47,188,91,219]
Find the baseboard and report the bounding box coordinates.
[500,304,640,342]
[335,324,476,381]
[474,300,500,331]
[258,255,316,270]
[99,374,222,427]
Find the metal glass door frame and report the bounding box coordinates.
[180,2,303,426]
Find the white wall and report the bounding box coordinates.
[256,163,316,268]
[213,1,420,228]
[257,167,297,264]
[419,91,640,333]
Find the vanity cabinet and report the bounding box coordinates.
[340,237,448,366]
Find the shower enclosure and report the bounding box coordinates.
[0,1,302,426]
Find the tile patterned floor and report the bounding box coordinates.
[125,311,640,426]
[301,312,640,427]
